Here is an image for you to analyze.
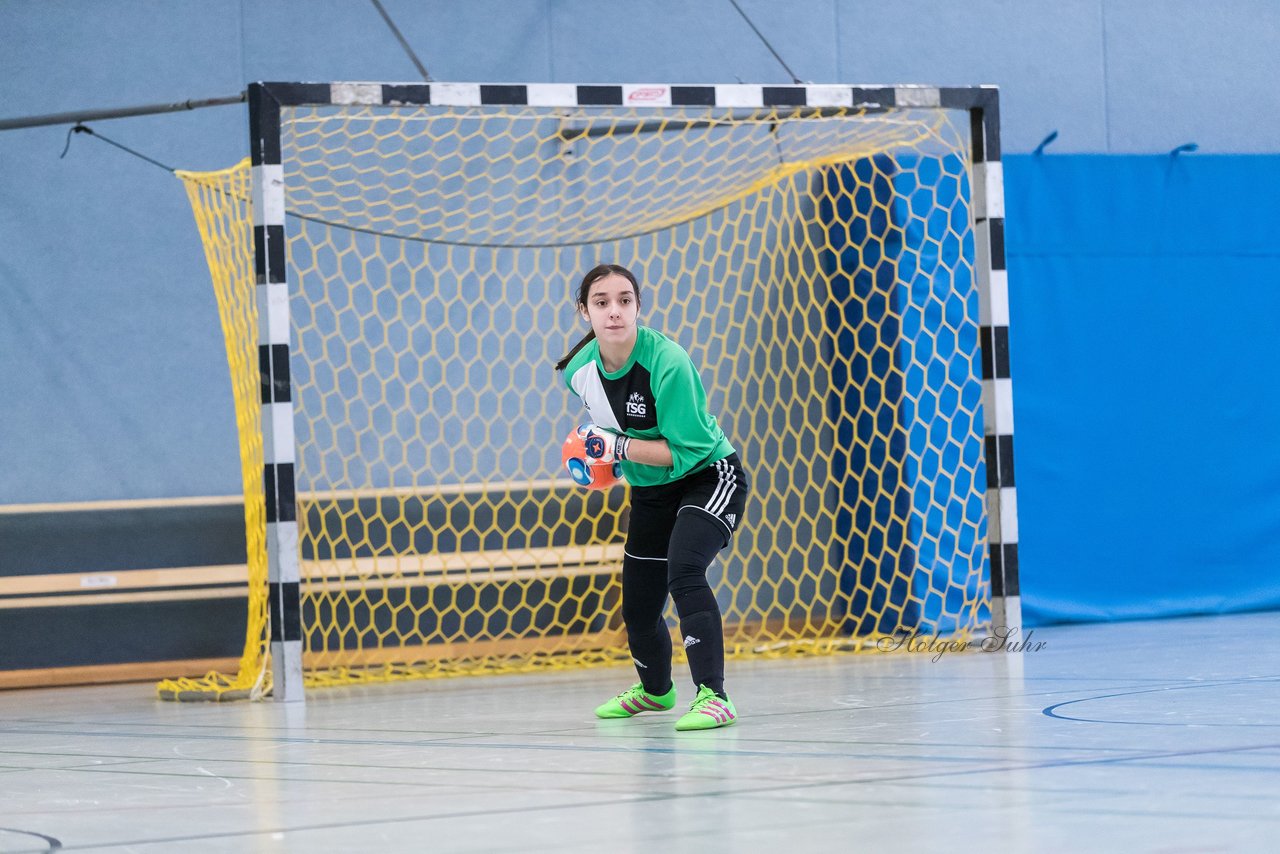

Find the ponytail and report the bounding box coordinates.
[554,330,595,372]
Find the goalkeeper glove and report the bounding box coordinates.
[581,424,631,461]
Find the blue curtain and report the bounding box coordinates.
[1006,154,1280,624]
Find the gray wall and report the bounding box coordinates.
[2,0,1278,505]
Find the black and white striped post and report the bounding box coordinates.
[960,87,1021,637]
[248,83,304,701]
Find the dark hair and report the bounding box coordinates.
[553,264,642,371]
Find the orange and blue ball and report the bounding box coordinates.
[561,425,624,490]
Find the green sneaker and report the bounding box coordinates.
[595,683,677,719]
[674,685,737,731]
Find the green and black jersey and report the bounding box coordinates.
[562,325,735,487]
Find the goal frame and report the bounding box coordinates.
[246,81,1020,702]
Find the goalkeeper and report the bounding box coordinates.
[555,263,748,731]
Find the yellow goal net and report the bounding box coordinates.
[159,83,1008,700]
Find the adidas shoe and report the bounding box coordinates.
[674,684,737,731]
[594,683,677,719]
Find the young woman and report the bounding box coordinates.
[555,263,748,731]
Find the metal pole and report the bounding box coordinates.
[0,93,246,132]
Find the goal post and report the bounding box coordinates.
[158,81,1019,702]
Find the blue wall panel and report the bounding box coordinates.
[1006,154,1280,624]
[1104,0,1280,153]
[837,0,1109,154]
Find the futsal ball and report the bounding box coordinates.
[561,425,624,490]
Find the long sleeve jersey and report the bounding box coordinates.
[562,325,735,487]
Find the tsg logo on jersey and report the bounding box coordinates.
[627,392,647,417]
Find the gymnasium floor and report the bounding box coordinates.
[1,611,1276,853]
